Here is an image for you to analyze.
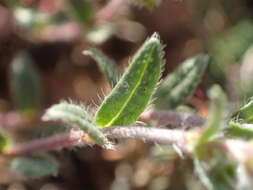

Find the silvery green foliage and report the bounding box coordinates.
[11,154,58,178]
[193,148,238,190]
[226,121,253,139]
[42,101,113,149]
[95,33,163,127]
[196,85,227,146]
[83,48,120,87]
[193,86,240,190]
[10,51,42,114]
[240,46,253,97]
[233,98,253,124]
[227,97,253,139]
[155,55,209,109]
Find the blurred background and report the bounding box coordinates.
[1,0,253,189]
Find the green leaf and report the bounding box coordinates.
[196,85,227,146]
[193,144,238,190]
[233,98,253,123]
[209,20,253,83]
[11,154,58,178]
[240,46,253,98]
[67,0,93,24]
[42,101,113,149]
[10,51,42,115]
[193,86,233,190]
[95,33,163,127]
[83,48,120,87]
[193,157,216,190]
[155,55,208,109]
[226,121,253,139]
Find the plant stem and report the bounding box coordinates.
[5,126,188,157]
[5,130,86,157]
[0,112,23,130]
[139,110,206,129]
[1,110,207,157]
[105,126,186,148]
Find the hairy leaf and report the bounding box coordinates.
[194,158,215,190]
[194,144,237,190]
[197,85,227,146]
[226,121,253,139]
[193,86,237,190]
[83,48,120,87]
[155,54,209,109]
[233,98,253,123]
[10,51,42,115]
[42,101,113,149]
[11,154,58,178]
[210,20,253,83]
[95,33,163,127]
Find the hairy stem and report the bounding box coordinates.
[139,110,206,129]
[5,130,86,157]
[104,126,186,149]
[5,126,188,157]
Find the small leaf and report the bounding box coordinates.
[226,121,253,139]
[10,51,42,115]
[67,0,93,24]
[95,33,163,127]
[11,154,58,178]
[233,98,253,123]
[209,20,253,83]
[193,144,238,190]
[240,46,253,97]
[83,48,120,87]
[44,100,93,123]
[193,157,216,190]
[42,101,113,149]
[155,54,209,109]
[197,85,227,146]
[193,86,231,190]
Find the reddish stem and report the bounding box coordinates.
[5,130,86,157]
[5,126,188,157]
[2,110,207,157]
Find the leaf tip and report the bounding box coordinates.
[151,32,160,40]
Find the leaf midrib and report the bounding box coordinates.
[105,51,154,126]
